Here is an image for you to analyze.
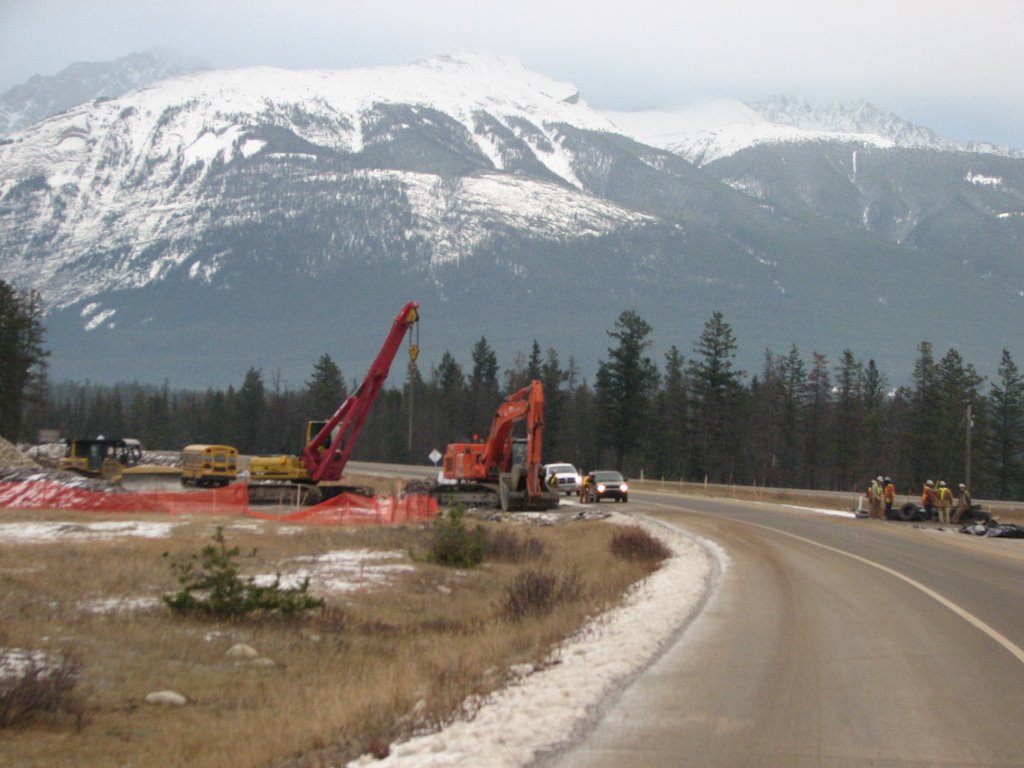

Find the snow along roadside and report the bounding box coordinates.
[348,512,718,768]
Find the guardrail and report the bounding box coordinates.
[627,477,1024,522]
[345,462,1024,523]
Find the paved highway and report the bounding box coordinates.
[547,491,1024,768]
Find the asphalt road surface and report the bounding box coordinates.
[546,491,1024,768]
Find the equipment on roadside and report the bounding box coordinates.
[893,501,990,524]
[181,444,238,487]
[248,302,420,505]
[59,437,144,483]
[433,380,560,512]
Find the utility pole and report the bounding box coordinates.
[407,374,414,454]
[965,403,973,489]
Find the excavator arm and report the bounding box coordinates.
[476,380,546,498]
[302,302,420,483]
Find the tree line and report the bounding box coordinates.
[5,289,1024,500]
[0,280,48,442]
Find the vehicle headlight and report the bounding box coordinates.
[597,483,607,492]
[620,483,628,492]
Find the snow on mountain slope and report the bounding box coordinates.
[748,95,1024,159]
[2,50,612,180]
[0,50,207,136]
[0,51,643,309]
[605,98,894,166]
[605,96,1023,166]
[396,171,656,267]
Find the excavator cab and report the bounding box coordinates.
[510,437,527,467]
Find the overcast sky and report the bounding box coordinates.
[1,0,1022,147]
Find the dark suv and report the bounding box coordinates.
[583,470,628,503]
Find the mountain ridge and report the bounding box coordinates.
[0,51,1021,387]
[0,49,208,136]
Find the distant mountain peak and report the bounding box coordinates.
[746,95,1023,159]
[0,48,208,135]
[748,95,942,147]
[605,94,1024,165]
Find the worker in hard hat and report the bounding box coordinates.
[936,480,953,524]
[922,480,937,522]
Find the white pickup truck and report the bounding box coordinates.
[543,462,582,496]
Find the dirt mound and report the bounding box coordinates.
[0,437,42,470]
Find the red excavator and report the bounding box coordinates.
[248,301,420,504]
[436,380,560,512]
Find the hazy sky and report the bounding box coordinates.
[1,0,1022,147]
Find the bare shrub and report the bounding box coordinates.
[502,567,585,621]
[609,525,671,563]
[555,566,585,603]
[485,529,547,562]
[0,648,86,729]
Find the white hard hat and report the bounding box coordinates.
[876,475,883,482]
[926,479,934,486]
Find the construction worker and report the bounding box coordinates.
[579,472,591,504]
[868,476,884,519]
[936,480,953,524]
[883,476,896,519]
[953,483,973,525]
[922,480,937,521]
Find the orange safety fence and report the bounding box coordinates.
[0,479,439,525]
[250,491,440,526]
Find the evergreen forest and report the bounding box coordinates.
[5,285,1024,501]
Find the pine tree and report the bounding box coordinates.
[987,349,1024,499]
[656,345,689,480]
[933,348,984,488]
[434,351,468,442]
[305,353,347,418]
[688,312,744,483]
[0,282,49,441]
[236,368,266,453]
[804,352,832,489]
[906,342,940,484]
[833,350,865,491]
[469,337,500,435]
[747,350,786,487]
[596,310,659,472]
[540,347,567,462]
[779,345,807,487]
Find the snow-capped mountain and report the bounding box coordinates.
[1,51,1022,387]
[0,51,640,310]
[748,96,1024,159]
[0,49,207,136]
[606,96,1024,167]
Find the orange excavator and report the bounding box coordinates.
[436,380,560,512]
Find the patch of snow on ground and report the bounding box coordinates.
[0,647,60,682]
[348,513,714,768]
[254,549,415,595]
[0,520,180,543]
[783,505,857,518]
[80,596,162,614]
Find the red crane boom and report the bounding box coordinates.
[302,302,420,483]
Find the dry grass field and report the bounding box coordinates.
[0,496,663,768]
